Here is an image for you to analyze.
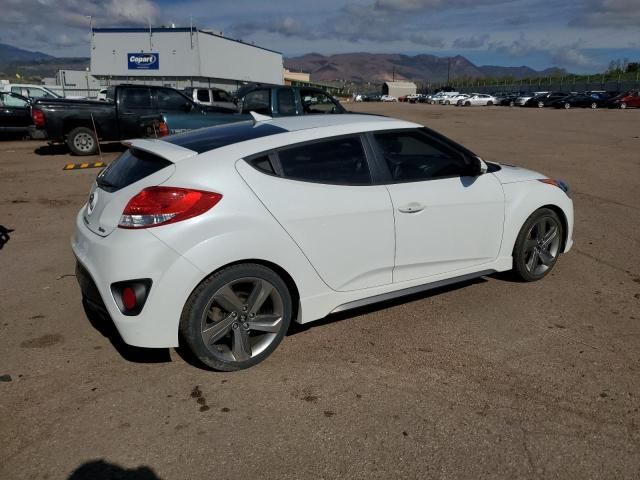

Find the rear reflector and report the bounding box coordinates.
[118,186,222,229]
[111,279,152,316]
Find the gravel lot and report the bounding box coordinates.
[1,104,639,479]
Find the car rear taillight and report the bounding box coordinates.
[118,186,222,229]
[32,109,45,128]
[157,121,169,137]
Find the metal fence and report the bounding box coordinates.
[427,73,640,95]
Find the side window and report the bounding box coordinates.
[121,88,151,109]
[242,90,270,115]
[196,89,210,103]
[248,155,275,175]
[277,89,296,115]
[3,94,28,107]
[277,136,371,185]
[300,90,339,114]
[374,130,468,182]
[212,90,233,102]
[11,87,21,95]
[156,88,192,111]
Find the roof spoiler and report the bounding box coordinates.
[121,138,197,163]
[250,111,272,124]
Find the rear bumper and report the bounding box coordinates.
[28,126,47,139]
[71,210,205,348]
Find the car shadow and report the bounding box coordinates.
[0,225,13,250]
[287,276,488,336]
[82,298,172,364]
[68,460,163,480]
[35,142,126,156]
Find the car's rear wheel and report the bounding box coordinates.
[67,127,98,156]
[487,101,493,106]
[512,208,563,282]
[564,103,571,109]
[180,263,292,371]
[591,102,598,109]
[509,101,515,107]
[620,102,627,109]
[465,101,471,106]
[538,101,544,108]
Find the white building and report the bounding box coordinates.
[90,27,283,91]
[382,81,417,98]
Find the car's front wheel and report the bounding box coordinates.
[512,208,563,282]
[180,263,292,371]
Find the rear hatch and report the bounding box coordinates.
[82,139,196,237]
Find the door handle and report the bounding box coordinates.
[398,202,425,213]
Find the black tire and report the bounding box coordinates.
[66,127,98,156]
[179,263,292,371]
[487,101,493,106]
[512,208,564,282]
[464,101,471,106]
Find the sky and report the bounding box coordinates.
[1,0,639,73]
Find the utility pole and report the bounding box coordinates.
[447,57,451,85]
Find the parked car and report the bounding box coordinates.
[607,90,640,109]
[551,93,607,109]
[2,83,60,100]
[380,95,398,102]
[72,114,574,371]
[498,94,521,106]
[405,94,420,103]
[30,84,216,155]
[515,92,548,106]
[161,85,346,135]
[429,92,459,104]
[444,93,470,105]
[524,92,570,108]
[183,87,236,110]
[457,94,497,106]
[0,92,32,135]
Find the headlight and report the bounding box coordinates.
[538,178,571,198]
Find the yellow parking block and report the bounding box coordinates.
[63,162,107,170]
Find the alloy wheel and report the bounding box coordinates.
[523,217,561,276]
[200,277,284,363]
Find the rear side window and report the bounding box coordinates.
[197,89,210,102]
[97,149,172,193]
[276,136,371,185]
[277,90,296,115]
[121,88,151,109]
[241,89,270,115]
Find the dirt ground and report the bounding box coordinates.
[1,104,639,480]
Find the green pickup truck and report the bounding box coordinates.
[163,84,346,134]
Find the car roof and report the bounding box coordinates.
[164,114,419,154]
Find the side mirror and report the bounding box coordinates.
[468,156,488,176]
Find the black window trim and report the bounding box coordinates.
[366,127,479,184]
[243,133,382,186]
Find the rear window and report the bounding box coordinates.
[97,148,172,193]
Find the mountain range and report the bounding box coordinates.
[0,42,566,84]
[284,53,566,84]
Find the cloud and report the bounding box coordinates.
[572,0,640,27]
[0,0,160,53]
[373,0,510,12]
[453,34,490,49]
[489,33,597,68]
[231,16,317,40]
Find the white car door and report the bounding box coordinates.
[236,134,395,292]
[372,129,504,283]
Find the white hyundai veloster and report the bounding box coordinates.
[72,114,573,370]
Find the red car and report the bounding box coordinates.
[608,91,640,109]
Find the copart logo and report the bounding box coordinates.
[128,53,159,70]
